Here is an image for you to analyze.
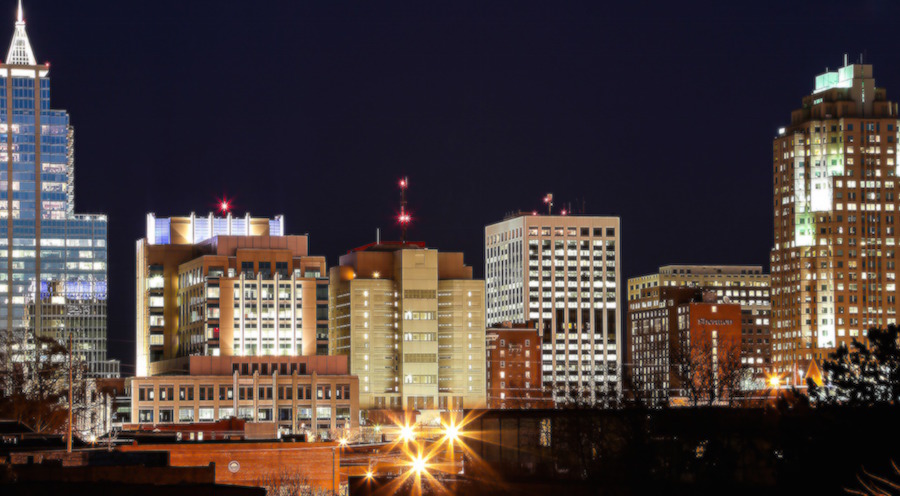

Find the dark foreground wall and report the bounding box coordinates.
[464,406,900,495]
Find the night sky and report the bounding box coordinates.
[15,1,900,371]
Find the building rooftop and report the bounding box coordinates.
[145,212,285,245]
[347,240,426,254]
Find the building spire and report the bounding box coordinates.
[6,0,36,65]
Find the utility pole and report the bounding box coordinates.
[67,332,73,453]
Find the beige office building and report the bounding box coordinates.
[136,213,328,377]
[485,214,621,400]
[328,241,486,411]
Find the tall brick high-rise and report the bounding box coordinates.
[772,57,900,385]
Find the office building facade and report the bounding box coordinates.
[628,265,771,382]
[485,321,551,409]
[136,213,328,377]
[0,4,116,377]
[328,241,486,411]
[629,288,743,405]
[772,60,900,383]
[485,214,621,401]
[128,355,358,439]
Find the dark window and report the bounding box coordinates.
[241,261,254,276]
[258,262,271,277]
[276,261,289,275]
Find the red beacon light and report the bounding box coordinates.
[560,209,567,216]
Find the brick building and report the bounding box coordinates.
[486,321,552,408]
[628,265,771,385]
[127,355,358,440]
[628,289,743,405]
[121,439,343,494]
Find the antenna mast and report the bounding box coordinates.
[398,177,410,242]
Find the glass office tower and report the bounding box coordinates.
[0,3,117,377]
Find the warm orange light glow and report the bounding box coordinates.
[768,374,781,388]
[338,437,348,447]
[411,454,427,474]
[365,470,374,479]
[399,424,416,442]
[443,422,460,442]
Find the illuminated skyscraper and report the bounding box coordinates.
[485,214,621,402]
[135,212,330,377]
[0,2,116,377]
[328,241,486,411]
[772,58,900,385]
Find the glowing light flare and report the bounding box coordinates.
[561,209,567,215]
[768,374,782,389]
[398,212,412,224]
[443,422,460,442]
[410,454,427,474]
[217,196,232,214]
[399,178,408,188]
[372,271,381,279]
[365,470,374,480]
[338,437,348,447]
[399,424,416,442]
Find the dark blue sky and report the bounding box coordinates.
[15,0,899,370]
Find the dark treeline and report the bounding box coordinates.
[465,404,900,495]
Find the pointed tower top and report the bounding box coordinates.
[6,0,36,65]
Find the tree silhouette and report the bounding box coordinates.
[0,328,71,433]
[809,324,900,406]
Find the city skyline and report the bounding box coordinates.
[0,1,116,377]
[8,1,900,370]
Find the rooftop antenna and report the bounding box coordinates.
[543,193,553,215]
[398,177,410,242]
[376,227,381,244]
[844,53,848,66]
